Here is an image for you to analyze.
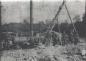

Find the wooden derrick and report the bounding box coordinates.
[42,0,80,46]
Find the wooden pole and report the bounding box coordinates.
[64,2,79,43]
[0,2,2,50]
[0,2,2,61]
[30,0,33,40]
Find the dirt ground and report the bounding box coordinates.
[1,41,86,61]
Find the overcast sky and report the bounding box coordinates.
[1,0,85,24]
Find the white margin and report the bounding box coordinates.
[0,0,85,2]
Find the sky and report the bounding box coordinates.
[1,0,85,24]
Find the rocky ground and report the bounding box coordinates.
[1,38,86,61]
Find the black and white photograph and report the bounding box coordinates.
[0,0,86,61]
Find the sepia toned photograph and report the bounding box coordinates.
[0,0,86,61]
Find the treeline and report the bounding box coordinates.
[1,22,47,33]
[53,14,86,37]
[0,21,83,37]
[53,22,84,37]
[1,15,86,38]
